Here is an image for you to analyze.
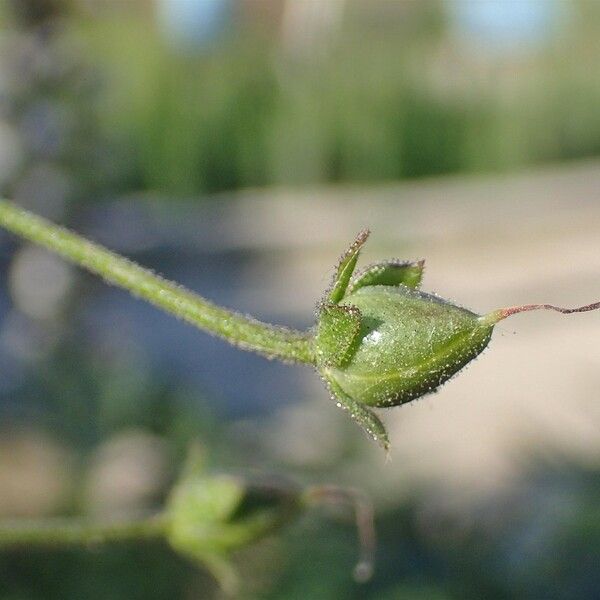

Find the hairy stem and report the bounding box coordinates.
[0,514,167,548]
[0,200,314,363]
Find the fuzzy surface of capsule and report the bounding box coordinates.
[321,285,494,408]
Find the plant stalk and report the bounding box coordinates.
[0,200,314,364]
[0,514,167,548]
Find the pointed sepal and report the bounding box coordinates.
[328,229,370,304]
[198,552,239,596]
[325,376,389,452]
[349,259,424,294]
[315,303,362,368]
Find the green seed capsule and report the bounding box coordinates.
[323,285,493,408]
[315,230,600,451]
[165,451,376,591]
[166,472,301,593]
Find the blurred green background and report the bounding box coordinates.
[0,1,599,599]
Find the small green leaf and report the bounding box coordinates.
[325,376,389,451]
[328,230,370,304]
[315,303,362,367]
[349,259,424,293]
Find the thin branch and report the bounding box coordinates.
[304,484,376,582]
[0,514,167,549]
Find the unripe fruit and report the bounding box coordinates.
[166,472,301,593]
[322,285,493,408]
[315,230,600,451]
[165,456,376,591]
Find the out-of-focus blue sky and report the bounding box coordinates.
[157,0,233,50]
[156,1,563,53]
[451,0,563,49]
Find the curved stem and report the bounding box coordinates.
[0,514,167,549]
[303,484,376,582]
[482,300,600,326]
[0,200,314,364]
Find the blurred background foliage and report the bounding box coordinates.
[3,0,600,201]
[0,1,599,599]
